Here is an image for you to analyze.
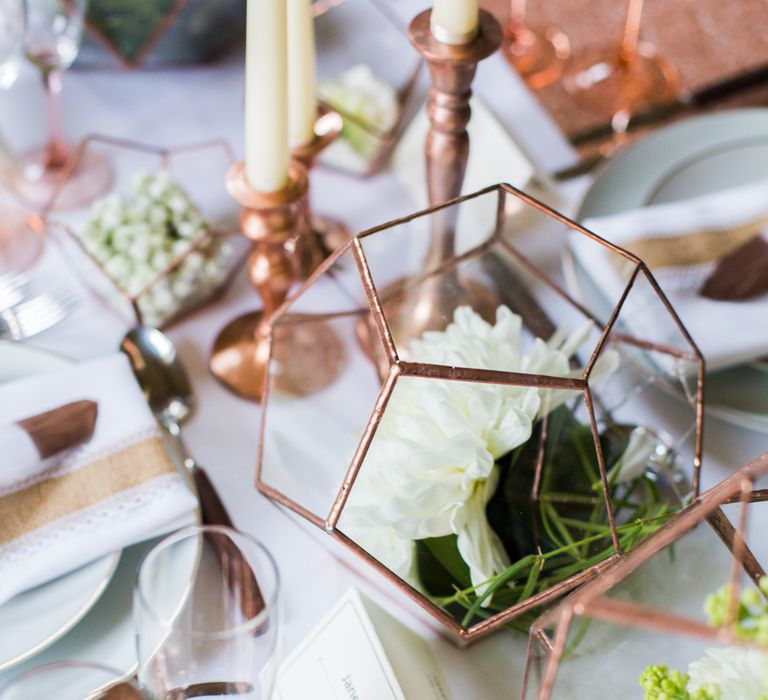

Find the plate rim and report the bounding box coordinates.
[572,108,768,433]
[0,342,122,671]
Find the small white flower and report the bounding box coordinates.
[688,647,768,699]
[104,256,131,282]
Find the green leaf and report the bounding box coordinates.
[416,536,472,595]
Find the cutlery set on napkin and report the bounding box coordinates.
[0,353,198,605]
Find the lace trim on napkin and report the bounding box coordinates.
[0,425,160,497]
[0,472,184,564]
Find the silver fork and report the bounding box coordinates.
[0,272,29,312]
[0,290,80,340]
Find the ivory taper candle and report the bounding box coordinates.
[245,0,289,192]
[287,0,317,148]
[430,0,479,44]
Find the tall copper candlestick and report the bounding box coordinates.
[291,108,350,276]
[210,161,342,401]
[384,10,502,346]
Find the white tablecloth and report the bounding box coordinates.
[2,2,766,696]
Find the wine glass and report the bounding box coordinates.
[0,0,44,273]
[562,0,679,141]
[0,660,142,699]
[501,0,571,90]
[134,526,281,700]
[12,0,112,210]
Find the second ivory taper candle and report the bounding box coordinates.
[245,0,289,192]
[431,0,479,44]
[288,0,317,149]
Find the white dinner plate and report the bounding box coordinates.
[571,108,768,433]
[0,341,121,672]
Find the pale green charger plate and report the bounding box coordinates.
[568,109,768,433]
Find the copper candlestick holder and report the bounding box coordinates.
[359,9,502,368]
[292,108,350,276]
[209,161,342,401]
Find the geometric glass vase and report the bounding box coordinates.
[256,183,705,645]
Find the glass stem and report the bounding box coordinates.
[620,0,644,61]
[511,0,527,25]
[42,69,69,170]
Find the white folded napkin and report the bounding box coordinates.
[578,178,768,372]
[0,353,198,604]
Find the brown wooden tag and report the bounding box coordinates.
[700,235,768,301]
[17,399,98,459]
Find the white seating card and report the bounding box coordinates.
[275,588,451,700]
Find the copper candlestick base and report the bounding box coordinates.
[209,161,342,401]
[292,109,351,278]
[211,309,344,400]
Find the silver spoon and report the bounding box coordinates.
[120,326,232,527]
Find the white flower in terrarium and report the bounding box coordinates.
[343,305,619,599]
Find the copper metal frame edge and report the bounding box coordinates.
[635,264,706,495]
[498,183,644,267]
[582,385,622,553]
[706,507,765,587]
[398,362,587,390]
[325,362,401,530]
[579,596,743,644]
[266,238,355,330]
[328,528,474,643]
[582,263,642,381]
[355,184,500,241]
[725,479,753,626]
[352,237,399,365]
[464,554,621,640]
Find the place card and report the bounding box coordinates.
[274,588,451,700]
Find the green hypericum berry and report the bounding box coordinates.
[639,666,720,700]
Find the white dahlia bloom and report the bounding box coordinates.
[688,647,768,700]
[342,305,618,599]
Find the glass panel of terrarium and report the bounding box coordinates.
[587,269,702,504]
[359,191,605,379]
[542,611,725,700]
[314,0,420,176]
[560,207,647,329]
[337,372,596,628]
[48,138,242,328]
[259,243,385,521]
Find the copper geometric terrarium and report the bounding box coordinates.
[256,183,705,645]
[521,450,768,699]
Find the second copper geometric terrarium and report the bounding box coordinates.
[522,450,768,699]
[45,134,245,329]
[256,183,705,645]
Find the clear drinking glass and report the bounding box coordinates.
[0,0,44,272]
[0,660,142,699]
[0,0,22,88]
[561,0,679,143]
[13,0,112,210]
[502,0,571,90]
[134,526,281,700]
